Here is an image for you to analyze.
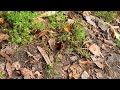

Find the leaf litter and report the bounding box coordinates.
[0,11,120,79]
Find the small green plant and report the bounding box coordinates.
[48,12,68,30]
[53,70,59,75]
[5,11,45,44]
[93,11,117,23]
[73,19,86,45]
[0,72,5,77]
[77,49,91,58]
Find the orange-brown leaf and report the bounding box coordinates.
[64,25,70,32]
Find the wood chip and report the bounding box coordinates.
[48,38,56,51]
[37,46,52,65]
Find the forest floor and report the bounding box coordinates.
[0,11,120,79]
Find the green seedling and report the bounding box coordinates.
[53,70,59,75]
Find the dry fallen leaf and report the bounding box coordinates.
[12,61,21,71]
[96,72,103,79]
[79,59,94,71]
[83,15,97,28]
[1,46,15,56]
[34,71,43,79]
[0,33,9,42]
[68,64,83,79]
[6,62,13,78]
[0,51,12,63]
[20,68,35,79]
[97,19,109,31]
[83,11,91,16]
[81,71,89,79]
[37,46,52,65]
[67,19,74,25]
[91,56,105,69]
[48,38,56,51]
[89,43,102,57]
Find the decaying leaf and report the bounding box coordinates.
[0,33,9,42]
[34,71,43,79]
[37,46,52,65]
[12,61,21,71]
[20,68,35,79]
[68,64,83,79]
[91,56,105,69]
[1,46,15,56]
[97,19,109,31]
[0,51,12,63]
[83,14,97,28]
[79,59,94,71]
[81,71,89,79]
[6,62,13,78]
[89,43,102,57]
[48,38,56,51]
